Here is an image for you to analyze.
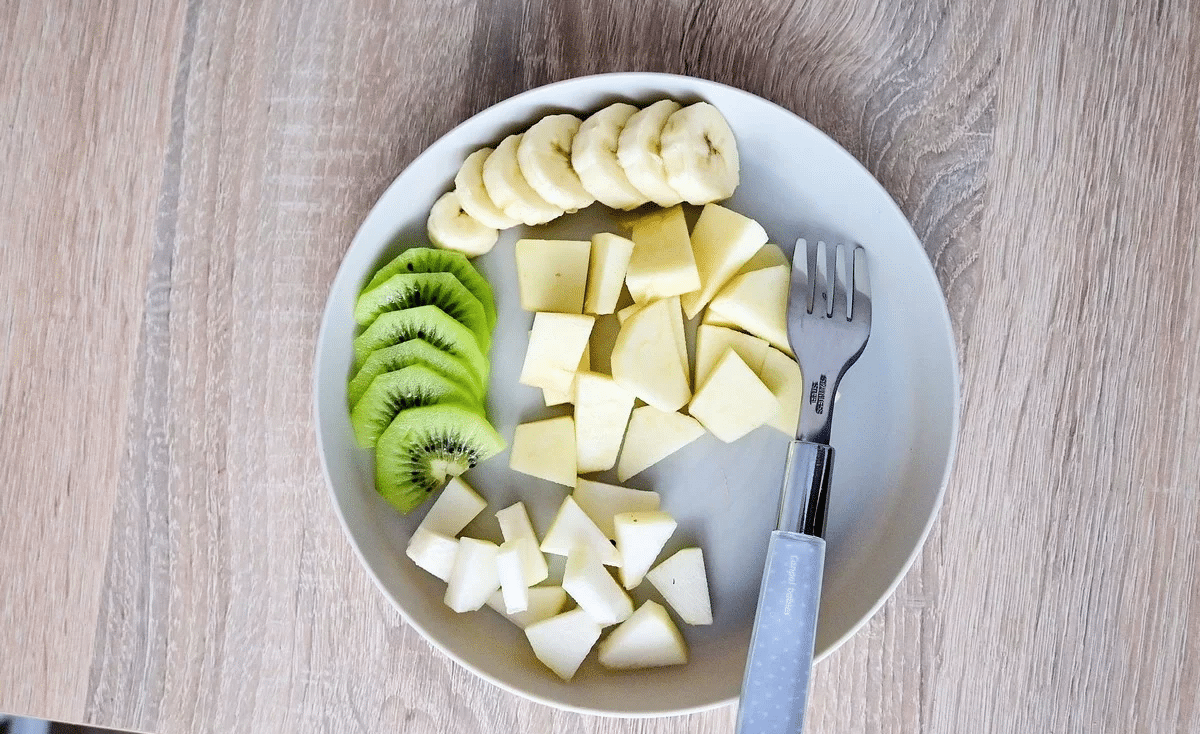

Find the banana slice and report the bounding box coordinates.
[616,100,684,208]
[661,102,740,204]
[572,103,649,210]
[482,134,564,226]
[518,114,596,212]
[427,190,499,257]
[455,148,520,229]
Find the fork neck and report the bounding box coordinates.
[796,364,844,445]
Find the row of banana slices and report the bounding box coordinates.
[428,100,739,256]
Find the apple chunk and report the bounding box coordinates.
[584,232,635,314]
[525,609,604,681]
[734,242,788,277]
[646,547,712,625]
[759,346,804,436]
[688,349,779,442]
[515,238,591,313]
[563,544,633,625]
[574,479,660,538]
[542,342,589,407]
[614,511,678,589]
[693,324,769,390]
[495,501,549,585]
[496,539,532,613]
[417,476,487,537]
[616,405,706,481]
[598,600,688,669]
[625,205,700,303]
[509,416,577,486]
[610,298,691,411]
[519,312,594,393]
[487,585,567,628]
[574,372,636,474]
[680,203,769,318]
[405,527,459,581]
[540,495,621,566]
[444,537,500,613]
[707,264,793,356]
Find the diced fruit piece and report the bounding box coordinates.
[495,502,549,585]
[734,243,788,278]
[664,295,690,388]
[614,511,678,590]
[426,190,499,257]
[364,247,497,330]
[617,100,685,208]
[417,476,487,536]
[514,238,591,313]
[542,342,590,407]
[694,325,770,391]
[444,537,500,613]
[406,527,459,581]
[610,299,691,411]
[563,544,633,625]
[352,305,490,387]
[375,406,505,514]
[625,205,700,303]
[509,416,577,486]
[646,548,713,625]
[519,312,595,393]
[574,372,636,474]
[347,339,483,408]
[482,134,563,226]
[616,406,706,482]
[680,204,768,318]
[660,102,739,206]
[350,365,479,449]
[760,347,804,436]
[584,233,635,315]
[487,586,568,628]
[517,114,595,212]
[540,495,620,566]
[354,271,491,352]
[525,609,604,681]
[497,540,531,613]
[574,479,661,539]
[707,264,793,356]
[597,600,688,669]
[688,350,779,442]
[615,302,641,324]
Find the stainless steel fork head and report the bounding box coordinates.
[787,238,873,445]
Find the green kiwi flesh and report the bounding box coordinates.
[348,339,483,408]
[375,404,506,514]
[352,305,489,386]
[355,271,491,351]
[350,365,480,449]
[365,247,497,329]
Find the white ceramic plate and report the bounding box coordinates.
[314,73,959,717]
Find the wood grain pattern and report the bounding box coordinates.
[0,0,1197,732]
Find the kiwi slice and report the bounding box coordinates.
[365,247,497,329]
[374,404,506,514]
[353,305,489,386]
[348,339,483,408]
[350,365,480,449]
[355,272,491,350]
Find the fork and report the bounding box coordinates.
[734,238,872,734]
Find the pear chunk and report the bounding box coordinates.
[509,416,577,486]
[646,547,712,625]
[574,372,636,474]
[563,544,633,625]
[610,299,691,411]
[487,586,567,628]
[598,600,688,669]
[525,609,604,681]
[574,479,661,538]
[688,350,779,442]
[540,495,621,566]
[759,346,804,436]
[625,205,700,302]
[406,527,459,581]
[706,264,793,356]
[733,242,788,278]
[495,501,549,585]
[417,476,487,537]
[519,312,595,394]
[515,238,591,313]
[680,203,769,318]
[614,511,678,589]
[444,537,501,613]
[693,324,769,390]
[496,539,533,613]
[616,405,705,481]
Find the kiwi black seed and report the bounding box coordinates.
[350,365,482,449]
[374,404,506,514]
[364,247,496,329]
[347,338,483,408]
[352,305,490,385]
[355,272,492,353]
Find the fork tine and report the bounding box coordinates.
[831,244,850,319]
[852,245,872,325]
[792,238,812,314]
[812,240,828,316]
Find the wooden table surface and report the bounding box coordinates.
[3,1,1198,732]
